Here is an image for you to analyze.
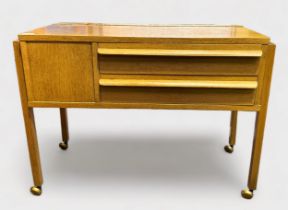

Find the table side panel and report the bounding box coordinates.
[254,45,268,105]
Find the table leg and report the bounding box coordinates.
[241,110,267,199]
[24,108,43,196]
[14,41,43,196]
[241,43,275,199]
[224,111,238,153]
[59,108,69,150]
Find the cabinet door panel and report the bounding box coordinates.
[22,42,95,102]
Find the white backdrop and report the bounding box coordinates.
[0,0,287,209]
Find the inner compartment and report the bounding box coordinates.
[100,86,256,105]
[99,55,260,76]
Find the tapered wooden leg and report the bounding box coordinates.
[24,108,43,196]
[224,111,238,153]
[59,108,69,150]
[14,41,43,195]
[229,111,238,147]
[241,110,267,199]
[248,110,267,190]
[241,44,275,199]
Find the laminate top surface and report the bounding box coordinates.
[18,22,270,44]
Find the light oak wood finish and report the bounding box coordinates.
[229,111,238,147]
[14,23,275,199]
[99,75,257,105]
[254,46,267,105]
[247,44,275,190]
[98,48,262,57]
[92,43,100,101]
[98,43,261,76]
[20,42,95,102]
[100,86,256,105]
[14,41,43,188]
[98,42,263,50]
[99,77,258,89]
[99,55,260,76]
[27,101,261,111]
[224,111,238,153]
[18,23,270,44]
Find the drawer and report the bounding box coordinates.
[98,43,262,76]
[99,75,257,105]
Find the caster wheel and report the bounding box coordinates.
[59,142,68,150]
[224,144,233,153]
[30,186,42,196]
[241,188,253,199]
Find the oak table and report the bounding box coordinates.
[14,23,275,199]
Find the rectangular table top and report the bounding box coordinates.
[18,22,270,44]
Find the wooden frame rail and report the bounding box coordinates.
[99,78,258,89]
[98,48,263,57]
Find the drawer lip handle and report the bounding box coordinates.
[98,48,262,57]
[99,78,258,89]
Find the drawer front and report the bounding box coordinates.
[99,76,257,105]
[98,43,262,76]
[101,87,256,105]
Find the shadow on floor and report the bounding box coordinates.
[45,132,242,187]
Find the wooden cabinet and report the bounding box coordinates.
[14,23,275,199]
[21,41,263,107]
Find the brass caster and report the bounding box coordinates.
[59,142,68,150]
[241,188,253,199]
[30,186,42,196]
[224,144,234,153]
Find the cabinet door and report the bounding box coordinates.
[21,42,95,102]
